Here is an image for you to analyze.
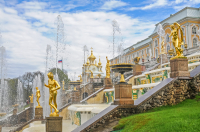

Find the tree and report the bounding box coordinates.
[22,72,34,100]
[7,78,18,105]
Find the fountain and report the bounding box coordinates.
[17,79,24,110]
[110,63,134,84]
[110,63,134,105]
[43,71,50,118]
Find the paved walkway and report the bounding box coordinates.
[18,120,78,132]
[2,127,18,132]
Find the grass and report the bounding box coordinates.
[113,94,200,132]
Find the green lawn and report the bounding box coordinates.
[113,94,200,132]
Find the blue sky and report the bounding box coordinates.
[0,0,200,79]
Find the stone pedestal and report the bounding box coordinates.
[13,108,17,115]
[104,78,112,89]
[159,54,168,64]
[35,107,43,120]
[30,103,34,108]
[114,84,134,105]
[46,117,63,132]
[133,64,142,76]
[170,58,190,78]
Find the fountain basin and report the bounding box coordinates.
[110,63,134,84]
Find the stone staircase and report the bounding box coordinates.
[72,65,200,132]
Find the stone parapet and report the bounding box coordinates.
[46,116,63,132]
[159,54,168,64]
[133,64,143,76]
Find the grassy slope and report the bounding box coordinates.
[113,94,200,132]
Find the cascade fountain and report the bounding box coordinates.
[17,79,24,110]
[43,70,50,117]
[2,80,9,113]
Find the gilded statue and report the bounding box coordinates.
[169,22,185,59]
[105,56,110,78]
[35,87,42,108]
[44,72,61,117]
[78,75,82,82]
[98,74,101,78]
[62,80,65,90]
[134,57,140,64]
[161,36,165,54]
[90,70,94,78]
[29,94,33,103]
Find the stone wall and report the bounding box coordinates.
[86,90,105,104]
[136,77,198,113]
[0,107,34,127]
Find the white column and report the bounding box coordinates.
[186,23,192,48]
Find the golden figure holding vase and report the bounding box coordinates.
[29,94,33,103]
[105,56,110,78]
[169,22,186,59]
[35,87,42,108]
[44,72,61,117]
[160,36,166,54]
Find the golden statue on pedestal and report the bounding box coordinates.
[169,22,186,59]
[161,36,165,54]
[78,75,82,82]
[62,80,65,90]
[29,94,33,103]
[134,57,140,64]
[44,72,61,117]
[36,87,42,108]
[90,70,94,78]
[105,56,110,78]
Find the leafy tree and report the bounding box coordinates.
[7,78,18,105]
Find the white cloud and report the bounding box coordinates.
[0,1,156,79]
[16,1,48,10]
[0,0,4,4]
[128,0,200,11]
[4,7,17,14]
[100,0,128,10]
[142,0,168,10]
[129,0,168,10]
[173,0,200,11]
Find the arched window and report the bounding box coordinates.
[167,45,170,53]
[181,28,185,36]
[132,54,134,59]
[193,38,198,47]
[192,26,197,34]
[166,34,170,42]
[137,52,139,57]
[142,50,144,55]
[155,40,158,47]
[155,49,158,58]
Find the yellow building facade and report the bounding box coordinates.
[110,7,200,67]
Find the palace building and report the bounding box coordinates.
[110,7,200,68]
